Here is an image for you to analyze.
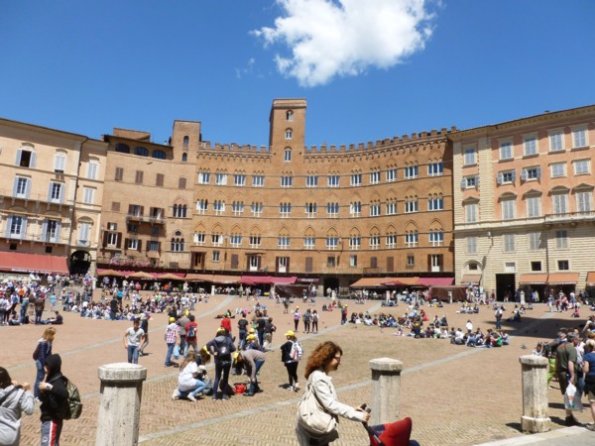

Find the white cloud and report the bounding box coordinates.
[253,0,435,87]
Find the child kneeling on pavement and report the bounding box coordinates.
[172,350,212,401]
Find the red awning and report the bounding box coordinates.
[547,272,579,285]
[186,274,241,284]
[586,272,595,287]
[382,277,421,287]
[240,275,297,285]
[417,277,454,287]
[518,273,548,285]
[0,251,69,275]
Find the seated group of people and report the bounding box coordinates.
[451,327,509,347]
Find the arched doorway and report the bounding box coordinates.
[70,250,91,275]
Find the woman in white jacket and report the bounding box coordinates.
[296,341,370,445]
[0,367,35,446]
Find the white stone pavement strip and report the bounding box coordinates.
[473,426,592,446]
[138,306,556,443]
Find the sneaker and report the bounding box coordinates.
[187,394,197,402]
[293,383,300,392]
[171,389,180,400]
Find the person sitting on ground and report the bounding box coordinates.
[43,311,64,325]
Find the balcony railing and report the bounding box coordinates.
[0,232,69,244]
[0,190,75,207]
[126,214,165,224]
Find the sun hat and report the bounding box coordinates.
[285,330,296,338]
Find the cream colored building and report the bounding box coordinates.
[0,118,107,276]
[451,105,595,299]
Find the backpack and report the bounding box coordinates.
[187,324,196,338]
[290,341,303,361]
[216,339,232,361]
[62,377,83,420]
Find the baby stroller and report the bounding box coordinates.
[366,417,420,446]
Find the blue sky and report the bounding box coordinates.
[1,1,594,148]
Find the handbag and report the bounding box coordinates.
[297,376,337,436]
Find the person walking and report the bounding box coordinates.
[280,330,301,392]
[123,318,145,364]
[139,312,150,356]
[164,317,180,367]
[207,328,236,400]
[311,310,319,334]
[296,341,370,445]
[293,307,301,332]
[556,332,581,426]
[33,327,56,398]
[184,314,198,355]
[0,367,34,445]
[582,342,595,431]
[38,354,68,446]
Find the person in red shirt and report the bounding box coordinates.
[220,313,232,334]
[185,314,198,354]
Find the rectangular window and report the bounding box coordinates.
[462,175,478,189]
[9,216,26,239]
[429,230,444,246]
[251,202,263,216]
[198,171,210,184]
[135,170,144,184]
[577,191,592,212]
[327,256,336,268]
[326,236,339,249]
[111,201,120,212]
[528,232,541,250]
[327,202,339,217]
[115,167,124,181]
[78,222,90,246]
[13,176,30,198]
[128,204,142,217]
[252,175,264,187]
[369,170,380,184]
[550,163,566,178]
[215,173,227,185]
[48,182,63,203]
[156,173,164,187]
[405,231,418,247]
[196,199,208,213]
[467,237,477,254]
[553,194,568,214]
[349,236,361,250]
[83,187,95,204]
[54,154,66,172]
[305,256,313,272]
[16,149,35,168]
[521,167,540,181]
[549,131,564,152]
[556,230,568,249]
[229,234,242,247]
[501,200,515,220]
[350,173,362,186]
[232,201,244,216]
[558,260,569,271]
[386,234,397,248]
[279,202,291,217]
[386,168,397,182]
[497,170,515,185]
[280,176,293,187]
[504,234,515,252]
[87,161,99,180]
[178,177,187,189]
[369,203,380,216]
[404,165,418,179]
[277,256,290,273]
[572,127,587,148]
[306,175,318,187]
[369,235,380,249]
[349,255,357,267]
[212,251,221,262]
[524,136,537,156]
[526,196,541,217]
[327,175,340,187]
[278,236,290,249]
[386,200,397,215]
[304,237,315,250]
[350,201,361,217]
[213,200,226,215]
[305,202,317,217]
[428,197,444,211]
[428,162,444,176]
[249,235,261,248]
[234,174,246,186]
[464,147,476,165]
[406,255,415,267]
[531,261,542,272]
[405,200,418,213]
[211,234,223,246]
[500,142,513,160]
[573,159,590,175]
[193,232,205,244]
[465,203,478,223]
[127,239,140,250]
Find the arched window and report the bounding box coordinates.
[115,143,130,153]
[135,146,149,156]
[171,231,184,252]
[181,153,188,162]
[284,148,292,162]
[183,136,189,148]
[152,149,166,159]
[285,129,293,140]
[286,110,294,121]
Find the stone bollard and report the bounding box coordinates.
[96,362,147,446]
[519,355,550,433]
[369,358,403,426]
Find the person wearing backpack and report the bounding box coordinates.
[38,354,68,446]
[0,367,34,446]
[184,314,199,355]
[281,330,302,392]
[207,328,236,400]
